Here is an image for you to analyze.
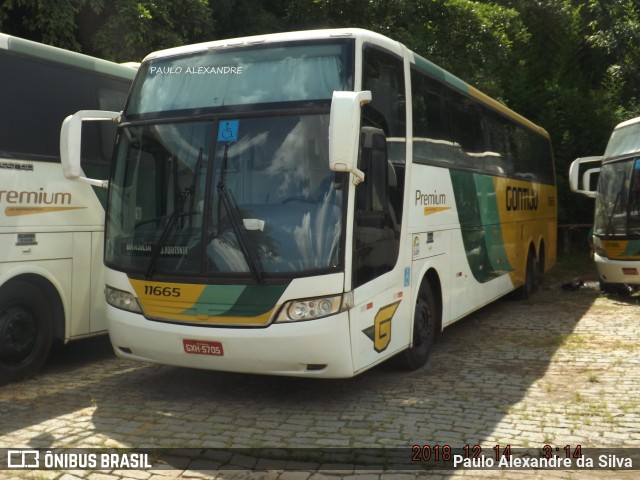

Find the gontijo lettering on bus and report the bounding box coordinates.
[505,184,539,211]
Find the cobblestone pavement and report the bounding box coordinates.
[1,262,639,480]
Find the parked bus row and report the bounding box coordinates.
[14,27,637,382]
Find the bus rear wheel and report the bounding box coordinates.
[0,281,52,385]
[395,285,436,371]
[512,248,539,299]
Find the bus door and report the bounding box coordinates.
[347,44,410,372]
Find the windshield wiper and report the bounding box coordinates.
[145,186,193,279]
[145,148,204,279]
[187,148,203,232]
[216,144,264,283]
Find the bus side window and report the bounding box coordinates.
[353,128,400,288]
[356,128,389,217]
[0,49,94,161]
[96,78,131,167]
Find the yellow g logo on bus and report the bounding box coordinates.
[373,301,400,353]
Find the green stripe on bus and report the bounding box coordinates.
[412,53,469,93]
[180,283,289,318]
[450,170,513,283]
[623,239,640,257]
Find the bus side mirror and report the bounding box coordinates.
[569,156,601,198]
[329,90,372,185]
[60,110,120,188]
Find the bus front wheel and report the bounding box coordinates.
[395,285,436,371]
[0,281,52,385]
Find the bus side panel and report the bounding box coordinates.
[445,170,520,322]
[493,177,557,285]
[70,231,107,337]
[0,161,105,229]
[410,231,452,327]
[349,267,412,374]
[0,257,72,333]
[407,165,460,325]
[1,161,106,339]
[407,165,556,327]
[90,232,107,333]
[448,227,514,323]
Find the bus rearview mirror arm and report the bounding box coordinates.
[329,90,372,185]
[569,156,601,198]
[60,110,121,188]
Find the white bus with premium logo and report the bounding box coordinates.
[61,29,556,378]
[0,33,135,384]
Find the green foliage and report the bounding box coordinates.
[210,0,286,39]
[1,0,640,223]
[0,0,210,60]
[92,0,211,62]
[0,0,103,51]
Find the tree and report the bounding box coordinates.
[92,0,211,61]
[0,0,103,51]
[3,0,640,224]
[0,0,211,61]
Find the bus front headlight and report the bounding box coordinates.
[593,236,607,258]
[105,285,142,313]
[275,292,352,323]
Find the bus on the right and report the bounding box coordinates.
[570,117,640,294]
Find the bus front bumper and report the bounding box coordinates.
[107,306,356,378]
[595,253,640,286]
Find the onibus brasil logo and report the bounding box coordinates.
[6,449,152,469]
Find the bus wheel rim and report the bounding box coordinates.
[0,306,38,365]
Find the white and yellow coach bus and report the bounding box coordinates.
[61,29,556,378]
[0,33,135,384]
[570,117,640,293]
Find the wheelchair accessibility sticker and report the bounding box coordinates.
[217,120,239,143]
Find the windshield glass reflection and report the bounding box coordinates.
[105,114,345,278]
[594,158,640,237]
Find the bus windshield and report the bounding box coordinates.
[106,40,354,280]
[594,158,640,237]
[604,122,640,159]
[105,114,346,278]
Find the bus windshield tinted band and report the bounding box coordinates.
[126,41,353,115]
[604,122,640,159]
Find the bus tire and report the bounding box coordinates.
[599,279,633,296]
[395,284,436,371]
[0,281,52,385]
[512,248,538,300]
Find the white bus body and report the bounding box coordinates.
[62,29,556,378]
[0,34,135,384]
[570,117,640,292]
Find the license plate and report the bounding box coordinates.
[183,339,224,356]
